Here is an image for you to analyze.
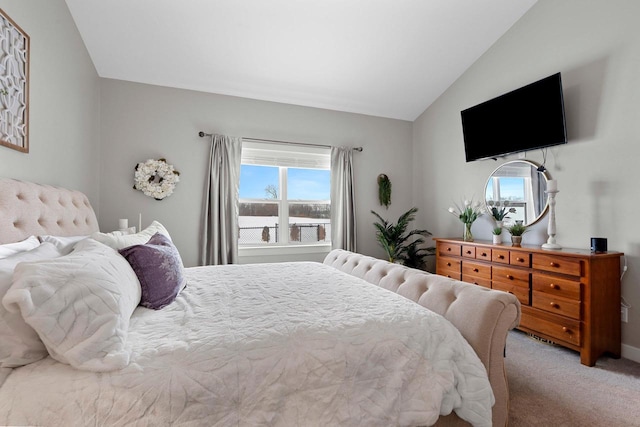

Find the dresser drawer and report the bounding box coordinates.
[462,260,491,279]
[492,248,510,264]
[492,281,530,305]
[476,247,492,261]
[510,252,531,267]
[439,243,462,257]
[462,274,492,288]
[437,257,461,280]
[533,253,582,276]
[533,273,581,300]
[533,291,581,319]
[492,265,530,288]
[520,307,581,347]
[462,245,476,258]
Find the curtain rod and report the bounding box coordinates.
[198,131,363,152]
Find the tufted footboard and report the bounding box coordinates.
[324,249,521,427]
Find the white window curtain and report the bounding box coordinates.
[200,134,242,265]
[330,147,357,252]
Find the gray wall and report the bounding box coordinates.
[0,0,101,205]
[413,0,640,357]
[99,79,413,267]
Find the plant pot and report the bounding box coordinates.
[511,235,522,246]
[493,234,502,244]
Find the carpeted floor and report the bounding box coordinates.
[505,330,640,426]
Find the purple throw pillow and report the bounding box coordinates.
[119,232,186,310]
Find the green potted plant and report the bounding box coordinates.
[487,200,517,228]
[371,207,434,269]
[492,226,503,244]
[505,222,528,246]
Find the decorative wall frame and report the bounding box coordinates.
[0,9,29,153]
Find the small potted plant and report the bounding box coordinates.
[492,226,503,244]
[505,222,528,246]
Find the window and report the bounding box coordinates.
[238,142,331,246]
[486,175,540,225]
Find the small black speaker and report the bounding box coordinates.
[591,237,607,253]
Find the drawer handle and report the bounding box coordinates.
[473,268,479,272]
[550,262,558,267]
[550,302,559,309]
[447,248,452,252]
[516,257,524,262]
[562,326,571,334]
[447,262,451,267]
[481,252,488,257]
[506,274,514,280]
[473,282,479,285]
[498,255,505,259]
[550,283,558,289]
[466,250,472,254]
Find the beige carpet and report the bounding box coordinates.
[506,330,640,426]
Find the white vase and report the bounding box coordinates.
[495,220,503,229]
[493,234,502,244]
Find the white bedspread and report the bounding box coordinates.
[0,262,493,426]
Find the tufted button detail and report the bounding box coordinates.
[16,192,24,200]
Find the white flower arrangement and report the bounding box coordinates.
[448,198,483,225]
[133,158,180,200]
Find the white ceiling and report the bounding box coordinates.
[65,0,537,121]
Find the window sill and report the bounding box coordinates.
[238,244,331,264]
[239,243,331,258]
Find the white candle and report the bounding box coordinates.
[547,179,558,192]
[138,213,142,233]
[118,218,128,230]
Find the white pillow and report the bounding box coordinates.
[3,239,142,372]
[38,235,88,255]
[0,236,40,259]
[91,220,172,250]
[0,243,62,368]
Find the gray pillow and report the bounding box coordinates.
[119,232,186,310]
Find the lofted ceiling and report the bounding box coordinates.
[65,0,537,121]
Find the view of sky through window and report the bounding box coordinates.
[240,165,330,200]
[485,177,525,201]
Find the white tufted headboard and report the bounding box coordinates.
[0,178,99,244]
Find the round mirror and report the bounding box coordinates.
[485,160,549,226]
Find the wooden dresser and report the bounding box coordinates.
[434,237,623,366]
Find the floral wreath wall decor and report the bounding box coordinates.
[133,158,180,200]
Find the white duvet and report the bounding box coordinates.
[0,262,493,426]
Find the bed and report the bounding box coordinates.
[0,178,520,426]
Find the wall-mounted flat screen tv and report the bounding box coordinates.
[461,72,567,162]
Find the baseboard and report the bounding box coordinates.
[622,343,640,363]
